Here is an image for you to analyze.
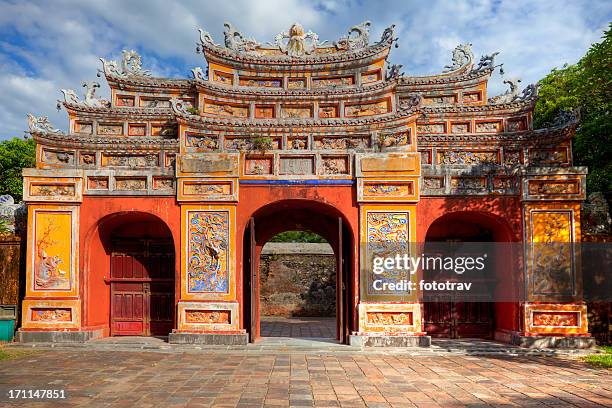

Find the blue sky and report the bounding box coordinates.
[0,0,610,140]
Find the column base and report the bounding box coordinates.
[168,332,248,345]
[349,334,431,347]
[17,329,103,343]
[496,330,596,349]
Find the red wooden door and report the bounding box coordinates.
[110,239,174,336]
[424,301,494,339]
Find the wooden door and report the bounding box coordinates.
[424,301,494,339]
[110,239,174,336]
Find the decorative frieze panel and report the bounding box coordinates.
[115,177,147,191]
[507,117,527,132]
[98,123,123,136]
[361,70,381,84]
[312,75,354,88]
[438,150,498,165]
[181,206,236,301]
[528,148,570,166]
[21,299,80,330]
[116,95,135,107]
[450,176,487,194]
[318,104,338,118]
[26,206,79,298]
[152,177,174,191]
[88,177,109,190]
[313,136,369,150]
[503,150,522,166]
[319,156,350,175]
[475,120,502,133]
[422,177,444,191]
[178,154,240,177]
[378,130,410,148]
[417,123,445,134]
[151,123,177,137]
[522,174,585,201]
[244,156,274,175]
[176,301,240,331]
[462,91,482,103]
[178,178,238,201]
[185,133,218,150]
[128,123,146,136]
[280,105,312,119]
[450,122,470,133]
[287,78,306,89]
[83,171,174,196]
[356,153,420,177]
[23,174,83,203]
[140,98,171,108]
[422,94,456,105]
[80,152,96,166]
[213,70,233,85]
[524,303,587,335]
[287,137,308,150]
[203,100,249,117]
[102,154,159,168]
[279,156,314,175]
[238,77,282,88]
[345,100,389,117]
[357,303,422,334]
[74,121,93,135]
[358,179,418,202]
[254,105,275,119]
[491,176,518,194]
[41,148,75,166]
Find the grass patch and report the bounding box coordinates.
[582,345,612,368]
[0,344,38,361]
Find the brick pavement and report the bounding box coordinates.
[0,347,610,407]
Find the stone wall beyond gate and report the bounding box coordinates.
[259,243,335,317]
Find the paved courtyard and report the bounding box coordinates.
[0,345,610,407]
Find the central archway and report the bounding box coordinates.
[242,200,354,343]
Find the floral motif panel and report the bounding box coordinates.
[187,211,230,294]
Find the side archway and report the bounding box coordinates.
[423,211,520,338]
[82,211,178,337]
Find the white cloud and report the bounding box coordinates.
[0,0,609,139]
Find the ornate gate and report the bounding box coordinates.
[110,239,174,336]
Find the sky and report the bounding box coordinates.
[0,0,610,140]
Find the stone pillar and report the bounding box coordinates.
[169,152,247,344]
[17,169,92,342]
[350,144,430,346]
[514,166,595,348]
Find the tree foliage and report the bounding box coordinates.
[534,23,612,193]
[0,137,36,201]
[269,230,327,243]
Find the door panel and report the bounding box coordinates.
[110,239,174,336]
[425,301,493,339]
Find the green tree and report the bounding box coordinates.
[534,23,612,193]
[269,230,327,243]
[0,137,36,201]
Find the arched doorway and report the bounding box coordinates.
[92,212,176,337]
[259,232,336,338]
[423,212,515,339]
[242,200,353,343]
